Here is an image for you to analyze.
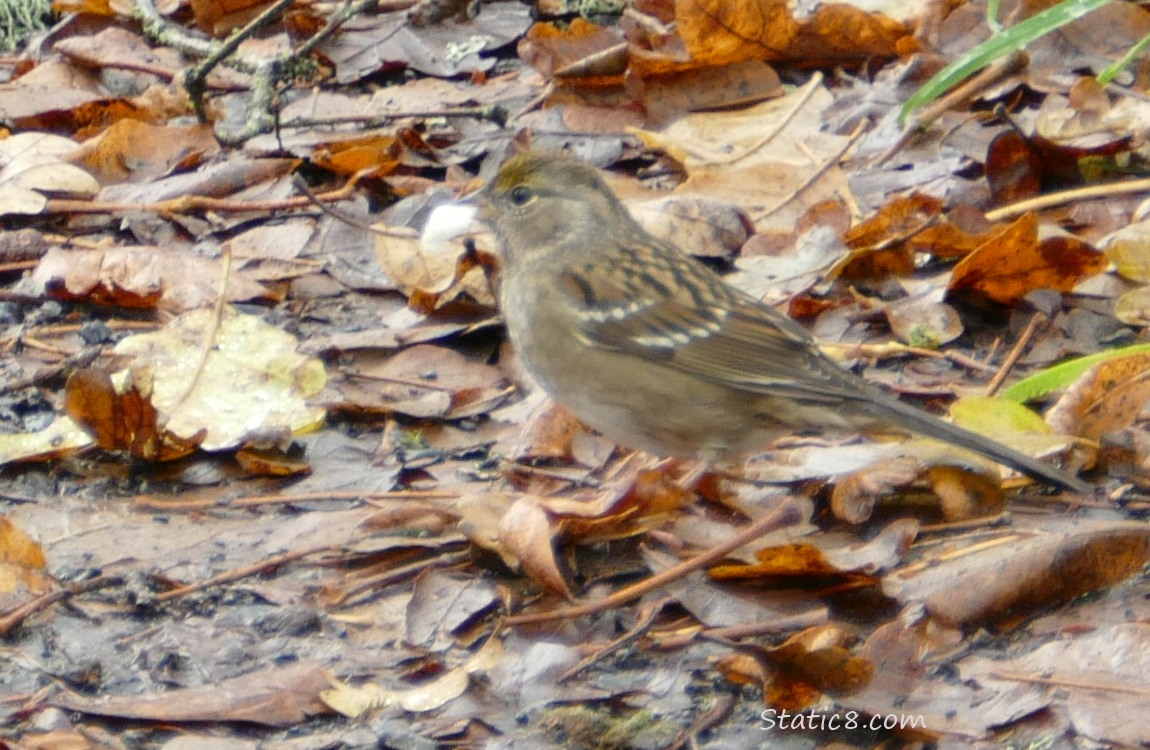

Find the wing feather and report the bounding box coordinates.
[558,238,872,408]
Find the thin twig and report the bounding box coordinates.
[984,176,1150,223]
[755,120,868,223]
[558,597,672,682]
[183,0,295,118]
[699,71,825,166]
[43,181,359,216]
[984,312,1044,397]
[664,693,737,750]
[0,576,122,636]
[989,670,1150,696]
[328,548,472,607]
[155,545,334,602]
[131,488,460,511]
[162,248,231,427]
[874,50,1029,166]
[504,498,802,625]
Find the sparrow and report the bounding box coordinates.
[478,151,1089,494]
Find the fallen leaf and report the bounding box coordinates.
[883,518,1150,629]
[1046,350,1150,439]
[949,214,1107,305]
[52,661,333,726]
[110,307,327,451]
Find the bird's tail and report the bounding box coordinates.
[865,393,1091,494]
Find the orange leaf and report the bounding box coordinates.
[948,214,1107,305]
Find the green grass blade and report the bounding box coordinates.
[901,0,1114,125]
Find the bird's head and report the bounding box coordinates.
[478,152,634,265]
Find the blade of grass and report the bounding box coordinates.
[901,0,1113,125]
[1097,30,1150,84]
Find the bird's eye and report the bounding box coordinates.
[508,185,535,206]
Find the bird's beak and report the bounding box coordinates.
[463,182,495,223]
[420,202,479,253]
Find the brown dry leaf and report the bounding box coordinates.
[0,131,99,216]
[716,651,772,687]
[908,210,996,259]
[319,3,532,81]
[191,0,275,34]
[0,59,109,124]
[65,368,204,462]
[830,194,944,280]
[234,446,311,477]
[95,157,296,206]
[1046,351,1150,439]
[737,441,906,486]
[675,0,907,67]
[1101,217,1150,283]
[52,0,121,14]
[498,497,572,598]
[676,0,798,66]
[720,624,874,711]
[109,308,327,451]
[626,59,783,125]
[455,489,517,561]
[541,465,694,543]
[510,396,616,471]
[405,569,500,652]
[496,464,694,595]
[0,515,52,601]
[374,224,495,308]
[883,518,1150,629]
[830,456,923,524]
[334,345,511,420]
[634,84,850,235]
[0,415,96,467]
[26,246,276,312]
[857,620,929,698]
[764,625,874,707]
[513,400,600,463]
[520,18,627,78]
[995,128,1134,203]
[728,226,847,305]
[841,619,1031,739]
[830,440,1006,524]
[709,540,867,582]
[54,26,246,92]
[926,464,1006,522]
[628,194,751,260]
[70,119,219,184]
[963,623,1150,748]
[710,519,917,580]
[310,133,400,177]
[885,291,963,348]
[985,129,1045,204]
[52,661,333,726]
[1114,286,1150,327]
[948,214,1108,305]
[322,637,502,716]
[11,729,102,750]
[225,219,323,283]
[650,551,828,636]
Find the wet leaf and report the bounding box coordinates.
[52,662,333,726]
[948,214,1107,305]
[883,518,1150,629]
[108,307,327,451]
[1046,350,1150,439]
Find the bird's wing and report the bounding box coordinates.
[558,239,865,408]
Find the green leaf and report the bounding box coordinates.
[1002,343,1150,402]
[949,395,1052,434]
